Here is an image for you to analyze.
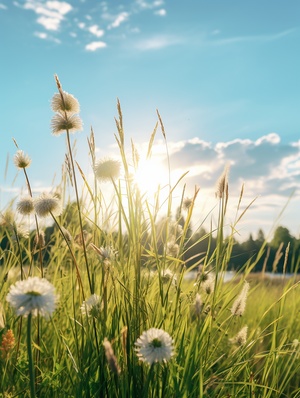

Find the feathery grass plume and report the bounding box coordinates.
[51,113,83,136]
[231,281,250,316]
[183,196,193,210]
[0,329,15,359]
[80,294,102,319]
[215,164,229,200]
[51,91,80,114]
[230,326,248,346]
[16,195,34,215]
[166,238,179,257]
[61,227,73,243]
[160,268,177,285]
[13,150,31,169]
[6,277,57,318]
[89,243,113,262]
[202,273,215,295]
[191,293,203,319]
[34,192,62,218]
[103,338,121,375]
[94,158,121,182]
[135,328,174,365]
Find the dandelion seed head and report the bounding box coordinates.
[51,91,80,114]
[6,277,57,318]
[51,113,83,136]
[34,192,62,218]
[135,328,174,365]
[14,150,31,169]
[94,159,121,182]
[16,196,34,215]
[80,294,102,319]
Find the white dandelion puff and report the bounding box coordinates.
[6,277,57,318]
[80,294,102,319]
[14,150,31,169]
[51,91,80,115]
[135,328,174,365]
[16,196,34,215]
[34,192,62,218]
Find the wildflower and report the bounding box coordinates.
[0,329,15,359]
[34,192,62,218]
[16,196,34,215]
[51,91,80,114]
[135,328,174,365]
[51,113,83,136]
[94,159,121,182]
[80,294,102,319]
[6,277,57,318]
[230,326,248,346]
[160,268,177,285]
[103,338,121,375]
[13,150,31,169]
[231,281,250,316]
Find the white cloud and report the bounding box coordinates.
[0,3,7,10]
[78,22,85,29]
[85,41,107,51]
[34,31,48,39]
[154,9,166,16]
[136,0,164,9]
[23,0,72,31]
[108,11,129,29]
[88,24,104,37]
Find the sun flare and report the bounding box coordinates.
[133,158,169,197]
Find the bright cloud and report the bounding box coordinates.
[108,12,129,29]
[85,41,107,51]
[88,24,104,37]
[0,3,7,9]
[135,35,182,50]
[23,0,72,31]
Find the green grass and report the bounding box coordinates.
[1,78,300,397]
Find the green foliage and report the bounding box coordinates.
[1,80,300,397]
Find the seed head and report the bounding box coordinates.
[230,326,248,346]
[103,338,121,375]
[16,196,34,215]
[14,150,31,169]
[231,281,250,316]
[0,329,15,359]
[51,113,83,136]
[51,91,80,114]
[94,159,121,182]
[34,192,62,218]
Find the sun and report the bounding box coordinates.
[133,158,169,197]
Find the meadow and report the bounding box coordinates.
[1,76,300,397]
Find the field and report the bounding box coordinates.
[1,78,300,397]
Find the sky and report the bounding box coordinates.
[1,0,300,241]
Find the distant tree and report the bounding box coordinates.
[270,226,294,249]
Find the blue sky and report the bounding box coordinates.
[1,0,300,240]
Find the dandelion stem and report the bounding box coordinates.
[27,313,36,398]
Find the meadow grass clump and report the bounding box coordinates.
[1,76,300,397]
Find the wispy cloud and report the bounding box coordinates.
[34,31,61,43]
[135,34,182,50]
[0,3,7,10]
[85,41,107,51]
[23,0,72,31]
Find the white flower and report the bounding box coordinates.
[80,294,102,319]
[6,277,57,318]
[135,328,174,365]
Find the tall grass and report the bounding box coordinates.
[1,77,300,397]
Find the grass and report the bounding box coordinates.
[0,77,300,397]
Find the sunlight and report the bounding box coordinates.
[133,158,170,197]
